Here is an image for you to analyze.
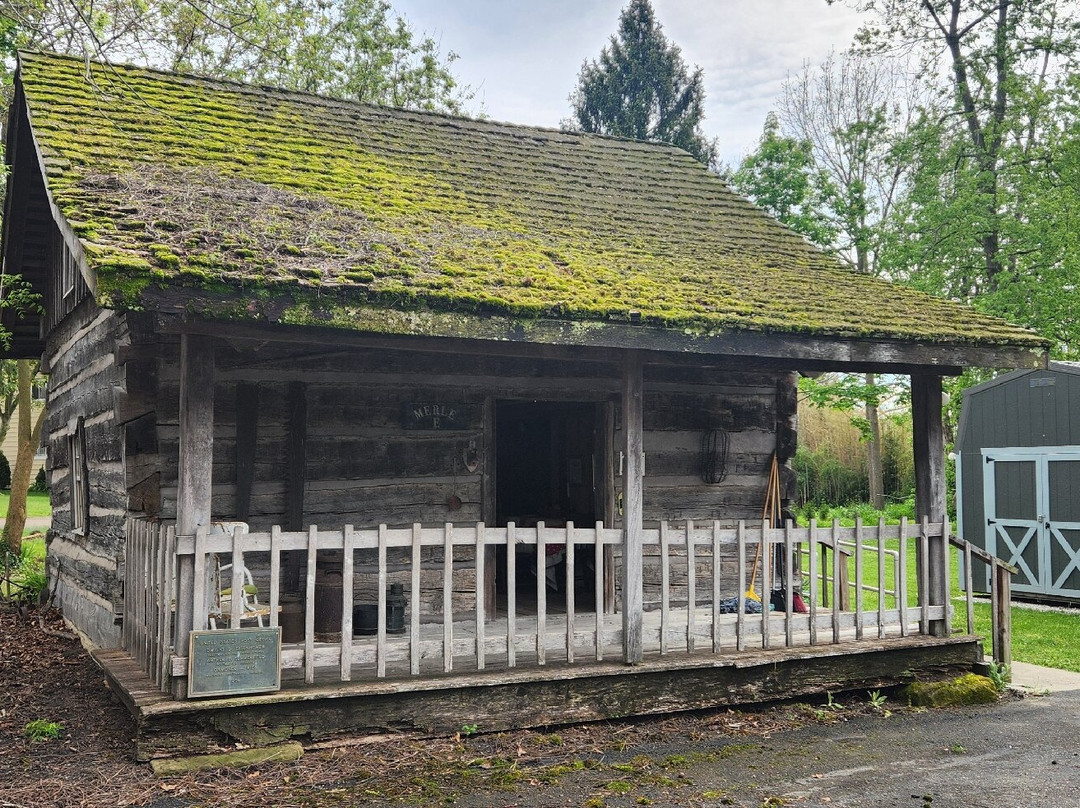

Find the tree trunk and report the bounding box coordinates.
[2,360,45,555]
[865,372,884,510]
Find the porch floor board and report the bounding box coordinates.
[100,604,942,717]
[284,605,919,683]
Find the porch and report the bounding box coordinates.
[101,513,1011,758]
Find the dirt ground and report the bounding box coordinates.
[0,605,1020,808]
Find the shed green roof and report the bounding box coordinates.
[11,51,1047,355]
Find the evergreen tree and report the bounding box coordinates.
[568,0,717,167]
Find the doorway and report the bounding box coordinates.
[495,400,600,612]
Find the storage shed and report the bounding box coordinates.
[956,362,1080,601]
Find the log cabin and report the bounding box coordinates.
[1,51,1046,759]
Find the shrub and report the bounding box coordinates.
[31,467,48,493]
[24,719,62,741]
[0,453,9,490]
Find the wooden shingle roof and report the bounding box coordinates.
[4,51,1048,368]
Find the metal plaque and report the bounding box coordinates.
[188,627,281,698]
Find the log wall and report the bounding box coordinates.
[48,321,798,640]
[43,300,133,648]
[149,338,793,614]
[146,340,793,532]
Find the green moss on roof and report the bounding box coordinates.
[14,50,1046,348]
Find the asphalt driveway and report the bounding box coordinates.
[452,679,1080,807]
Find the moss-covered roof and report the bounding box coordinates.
[13,51,1046,354]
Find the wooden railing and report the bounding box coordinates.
[122,516,1020,696]
[951,534,1015,665]
[129,517,949,694]
[121,518,178,689]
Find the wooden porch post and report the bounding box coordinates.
[622,351,644,663]
[172,334,215,697]
[912,373,948,637]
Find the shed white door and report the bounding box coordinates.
[983,449,1080,598]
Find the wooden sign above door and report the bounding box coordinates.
[402,403,477,430]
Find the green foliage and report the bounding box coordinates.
[0,452,10,490]
[568,0,718,167]
[986,662,1011,692]
[30,466,47,493]
[1,0,471,114]
[799,374,895,441]
[793,403,914,509]
[794,498,916,528]
[1,536,46,604]
[838,0,1080,358]
[23,719,62,741]
[257,0,472,114]
[730,113,837,246]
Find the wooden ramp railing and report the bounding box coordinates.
[951,534,1015,665]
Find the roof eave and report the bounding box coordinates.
[150,300,1048,375]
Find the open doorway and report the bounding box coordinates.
[495,400,599,612]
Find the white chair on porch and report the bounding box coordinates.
[205,521,271,629]
[210,560,268,628]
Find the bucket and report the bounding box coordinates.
[314,570,343,639]
[353,604,378,635]
[279,596,304,643]
[353,588,407,636]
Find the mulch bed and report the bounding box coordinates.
[0,605,968,807]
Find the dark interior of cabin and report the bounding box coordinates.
[494,400,600,611]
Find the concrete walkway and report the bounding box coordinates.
[0,515,50,531]
[1010,660,1080,693]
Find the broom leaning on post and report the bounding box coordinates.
[747,453,781,602]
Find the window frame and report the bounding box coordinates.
[69,417,88,534]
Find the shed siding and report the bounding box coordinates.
[957,366,1080,594]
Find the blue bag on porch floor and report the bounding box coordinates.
[717,596,765,614]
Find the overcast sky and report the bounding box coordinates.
[392,0,866,166]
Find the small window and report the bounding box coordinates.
[62,243,76,301]
[69,418,87,533]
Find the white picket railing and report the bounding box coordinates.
[124,517,963,695]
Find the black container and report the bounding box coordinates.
[352,584,407,636]
[386,583,406,634]
[314,569,343,636]
[279,595,304,643]
[353,604,378,635]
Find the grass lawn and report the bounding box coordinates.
[837,526,1080,673]
[0,491,52,519]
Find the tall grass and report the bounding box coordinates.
[794,404,914,508]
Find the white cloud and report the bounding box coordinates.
[393,0,864,161]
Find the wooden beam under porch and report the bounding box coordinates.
[95,632,982,762]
